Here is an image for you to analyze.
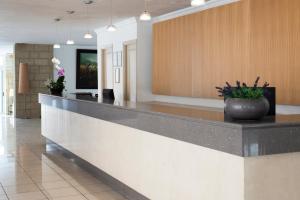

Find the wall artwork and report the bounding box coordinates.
[113,52,118,67]
[113,51,123,67]
[117,51,123,66]
[115,68,120,83]
[76,49,98,89]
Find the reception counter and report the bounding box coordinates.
[39,93,300,200]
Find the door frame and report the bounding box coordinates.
[123,40,137,101]
[101,45,113,90]
[0,70,3,114]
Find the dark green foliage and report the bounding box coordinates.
[232,87,264,99]
[46,76,65,91]
[216,76,270,99]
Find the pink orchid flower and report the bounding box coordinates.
[57,68,65,77]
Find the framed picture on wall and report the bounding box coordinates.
[76,49,98,89]
[115,68,120,83]
[113,52,118,67]
[117,51,123,66]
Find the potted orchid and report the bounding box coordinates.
[45,58,65,96]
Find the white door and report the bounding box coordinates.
[102,47,113,89]
[124,42,137,102]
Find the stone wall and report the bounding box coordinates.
[15,44,53,118]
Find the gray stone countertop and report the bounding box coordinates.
[39,93,300,157]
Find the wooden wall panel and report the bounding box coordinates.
[289,0,300,104]
[153,15,193,96]
[247,0,300,104]
[152,0,300,105]
[192,1,249,98]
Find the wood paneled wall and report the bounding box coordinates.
[152,0,300,105]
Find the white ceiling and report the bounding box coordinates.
[0,0,190,46]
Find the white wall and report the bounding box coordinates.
[96,18,137,100]
[0,45,14,115]
[53,45,97,95]
[136,20,153,102]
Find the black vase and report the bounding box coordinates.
[50,88,63,96]
[225,97,270,120]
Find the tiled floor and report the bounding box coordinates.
[0,116,128,200]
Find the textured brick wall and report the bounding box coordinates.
[15,44,53,118]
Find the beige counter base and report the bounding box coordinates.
[41,105,300,200]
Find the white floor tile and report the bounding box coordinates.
[0,117,127,200]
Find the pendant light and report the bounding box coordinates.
[66,40,75,45]
[140,11,151,21]
[106,0,117,32]
[107,24,117,32]
[191,0,206,7]
[84,33,93,39]
[83,0,93,39]
[140,0,151,21]
[66,11,75,45]
[53,18,61,49]
[53,44,61,49]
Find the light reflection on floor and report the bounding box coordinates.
[0,116,127,200]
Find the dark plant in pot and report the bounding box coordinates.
[46,76,65,96]
[216,77,270,120]
[45,58,66,96]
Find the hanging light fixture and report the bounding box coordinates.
[66,40,75,45]
[53,44,61,49]
[66,11,75,45]
[53,18,61,49]
[140,0,151,21]
[191,0,206,7]
[83,0,94,39]
[84,33,93,39]
[106,0,117,32]
[106,24,117,32]
[140,11,151,21]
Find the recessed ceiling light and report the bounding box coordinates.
[66,11,75,14]
[191,0,206,7]
[83,0,94,4]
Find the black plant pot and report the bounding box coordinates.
[225,97,270,120]
[50,89,63,96]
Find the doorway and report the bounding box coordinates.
[0,71,3,114]
[101,46,113,90]
[123,41,137,102]
[0,52,14,116]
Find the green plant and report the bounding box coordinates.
[46,57,66,93]
[216,77,270,99]
[46,76,65,91]
[231,87,264,99]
